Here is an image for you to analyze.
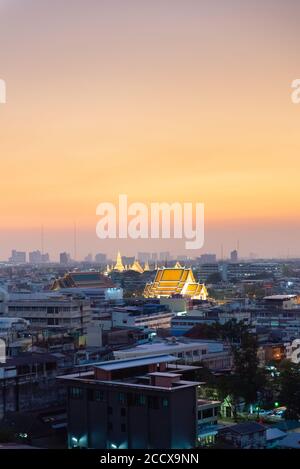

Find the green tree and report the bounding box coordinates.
[232,332,267,406]
[278,361,300,419]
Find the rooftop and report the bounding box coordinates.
[278,433,300,449]
[264,295,297,300]
[0,352,58,368]
[220,422,266,435]
[114,339,224,355]
[81,354,177,371]
[8,292,78,302]
[148,372,182,378]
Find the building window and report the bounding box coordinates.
[95,390,104,401]
[128,393,146,407]
[121,407,126,417]
[162,398,169,408]
[108,406,113,415]
[119,392,126,404]
[108,422,113,431]
[70,387,83,399]
[139,395,146,406]
[121,423,126,433]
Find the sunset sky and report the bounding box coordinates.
[0,0,300,260]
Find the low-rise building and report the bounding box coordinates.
[6,292,92,331]
[218,422,267,449]
[197,399,221,447]
[58,354,200,449]
[0,353,64,418]
[112,304,173,330]
[113,338,232,370]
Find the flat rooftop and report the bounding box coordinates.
[114,339,224,354]
[79,354,177,371]
[9,292,74,301]
[198,399,221,406]
[148,372,182,378]
[264,295,297,300]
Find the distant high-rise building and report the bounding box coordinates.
[230,250,238,263]
[29,250,50,263]
[122,256,135,267]
[137,252,151,263]
[159,251,171,262]
[177,255,188,262]
[60,252,70,265]
[151,253,158,262]
[95,253,107,264]
[29,250,43,263]
[9,250,26,264]
[42,253,50,263]
[197,253,217,264]
[84,253,93,263]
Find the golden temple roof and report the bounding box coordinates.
[143,266,207,300]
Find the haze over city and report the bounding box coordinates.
[1,0,300,259]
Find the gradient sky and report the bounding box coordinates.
[0,0,300,260]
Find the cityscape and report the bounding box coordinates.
[1,0,300,460]
[1,249,300,450]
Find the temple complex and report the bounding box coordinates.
[106,251,148,274]
[143,264,208,300]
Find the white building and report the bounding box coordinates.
[6,292,92,330]
[9,250,26,264]
[111,306,173,330]
[0,317,29,334]
[113,338,232,370]
[171,309,251,335]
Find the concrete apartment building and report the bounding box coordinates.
[0,353,64,418]
[58,354,200,449]
[6,292,92,331]
[111,304,173,330]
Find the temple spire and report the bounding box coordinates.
[114,251,125,272]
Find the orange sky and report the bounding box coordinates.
[0,0,300,259]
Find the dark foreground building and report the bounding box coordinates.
[58,355,199,449]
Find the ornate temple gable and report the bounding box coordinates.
[143,266,207,300]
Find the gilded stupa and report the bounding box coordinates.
[130,259,144,274]
[114,251,125,272]
[105,251,148,274]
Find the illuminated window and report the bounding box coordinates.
[162,398,169,408]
